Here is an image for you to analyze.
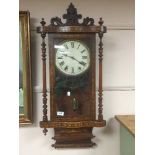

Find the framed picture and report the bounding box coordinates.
[19,11,33,124]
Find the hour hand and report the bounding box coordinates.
[63,54,74,59]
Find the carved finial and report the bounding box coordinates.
[103,26,107,33]
[40,18,46,26]
[98,18,103,26]
[50,3,95,26]
[43,128,48,135]
[63,3,82,25]
[99,18,107,33]
[69,2,74,9]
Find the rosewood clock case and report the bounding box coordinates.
[37,3,106,148]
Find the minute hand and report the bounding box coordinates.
[70,56,86,66]
[62,54,86,66]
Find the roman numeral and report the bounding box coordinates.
[57,56,63,59]
[77,44,80,49]
[82,56,87,59]
[71,42,74,48]
[59,61,65,66]
[78,66,81,70]
[64,44,69,49]
[81,49,86,53]
[64,66,68,71]
[71,67,74,73]
[80,61,86,66]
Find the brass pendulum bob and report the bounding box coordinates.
[72,97,78,111]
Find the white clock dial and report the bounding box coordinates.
[55,40,90,76]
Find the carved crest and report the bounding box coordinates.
[50,3,94,26]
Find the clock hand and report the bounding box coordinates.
[62,54,76,60]
[70,56,86,66]
[62,54,86,66]
[62,54,74,59]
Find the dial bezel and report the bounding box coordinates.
[55,40,90,76]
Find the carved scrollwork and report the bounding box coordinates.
[63,3,82,25]
[40,120,106,128]
[50,3,95,26]
[50,17,63,26]
[82,17,94,26]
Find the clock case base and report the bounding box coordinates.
[40,120,106,148]
[52,127,95,148]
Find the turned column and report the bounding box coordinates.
[98,18,106,121]
[40,18,48,135]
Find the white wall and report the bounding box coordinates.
[19,0,135,155]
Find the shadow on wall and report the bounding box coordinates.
[103,117,118,135]
[92,117,119,145]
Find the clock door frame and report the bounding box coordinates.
[48,33,96,122]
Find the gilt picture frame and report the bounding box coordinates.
[19,11,33,124]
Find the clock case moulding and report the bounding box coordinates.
[37,3,107,148]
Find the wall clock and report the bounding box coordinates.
[37,3,106,148]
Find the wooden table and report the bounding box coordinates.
[115,115,135,155]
